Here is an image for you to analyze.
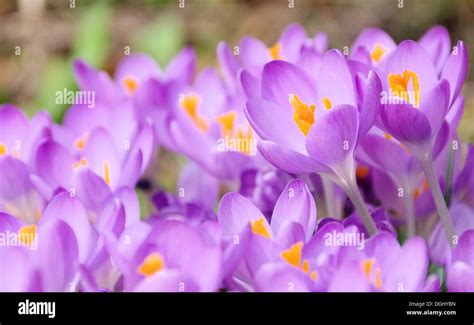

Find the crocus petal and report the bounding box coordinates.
[193,68,227,118]
[82,128,121,187]
[96,196,126,237]
[361,134,412,175]
[279,23,307,62]
[384,236,428,292]
[113,187,141,228]
[385,40,438,99]
[379,103,432,152]
[40,191,98,263]
[245,98,306,153]
[432,121,449,160]
[0,212,23,232]
[313,32,328,53]
[296,47,323,77]
[115,53,160,84]
[178,161,219,210]
[34,140,75,190]
[351,27,396,63]
[303,221,345,258]
[218,192,268,240]
[446,95,464,132]
[0,156,34,202]
[73,168,112,212]
[240,69,260,99]
[441,41,468,106]
[317,49,356,107]
[164,46,196,84]
[364,232,401,272]
[240,36,271,72]
[429,204,474,266]
[217,41,240,87]
[0,104,28,146]
[72,60,117,105]
[328,261,371,292]
[275,222,306,248]
[306,105,359,166]
[0,246,33,291]
[119,149,143,187]
[34,219,79,291]
[254,262,313,292]
[447,261,474,292]
[130,122,155,174]
[418,25,451,73]
[261,60,318,109]
[271,179,317,241]
[258,140,330,174]
[133,270,199,292]
[144,220,222,291]
[451,229,474,265]
[357,70,383,144]
[419,79,450,135]
[351,46,371,66]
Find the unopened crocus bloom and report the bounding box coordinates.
[351,25,452,73]
[37,188,140,291]
[102,218,222,292]
[446,230,474,291]
[328,232,438,292]
[244,50,383,234]
[376,39,468,245]
[218,179,317,290]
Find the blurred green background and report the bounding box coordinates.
[0,0,473,137]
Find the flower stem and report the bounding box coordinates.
[420,157,457,247]
[321,176,339,219]
[404,193,416,238]
[344,178,377,236]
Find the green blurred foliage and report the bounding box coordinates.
[35,2,111,122]
[72,2,111,67]
[34,58,74,121]
[132,14,184,67]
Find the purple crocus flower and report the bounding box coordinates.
[73,48,195,106]
[446,229,474,291]
[328,233,436,292]
[429,203,474,266]
[375,39,468,245]
[102,218,222,292]
[244,49,383,234]
[351,25,452,73]
[34,122,154,194]
[357,124,448,235]
[238,168,293,217]
[0,212,79,291]
[0,104,50,166]
[159,65,266,179]
[218,179,316,290]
